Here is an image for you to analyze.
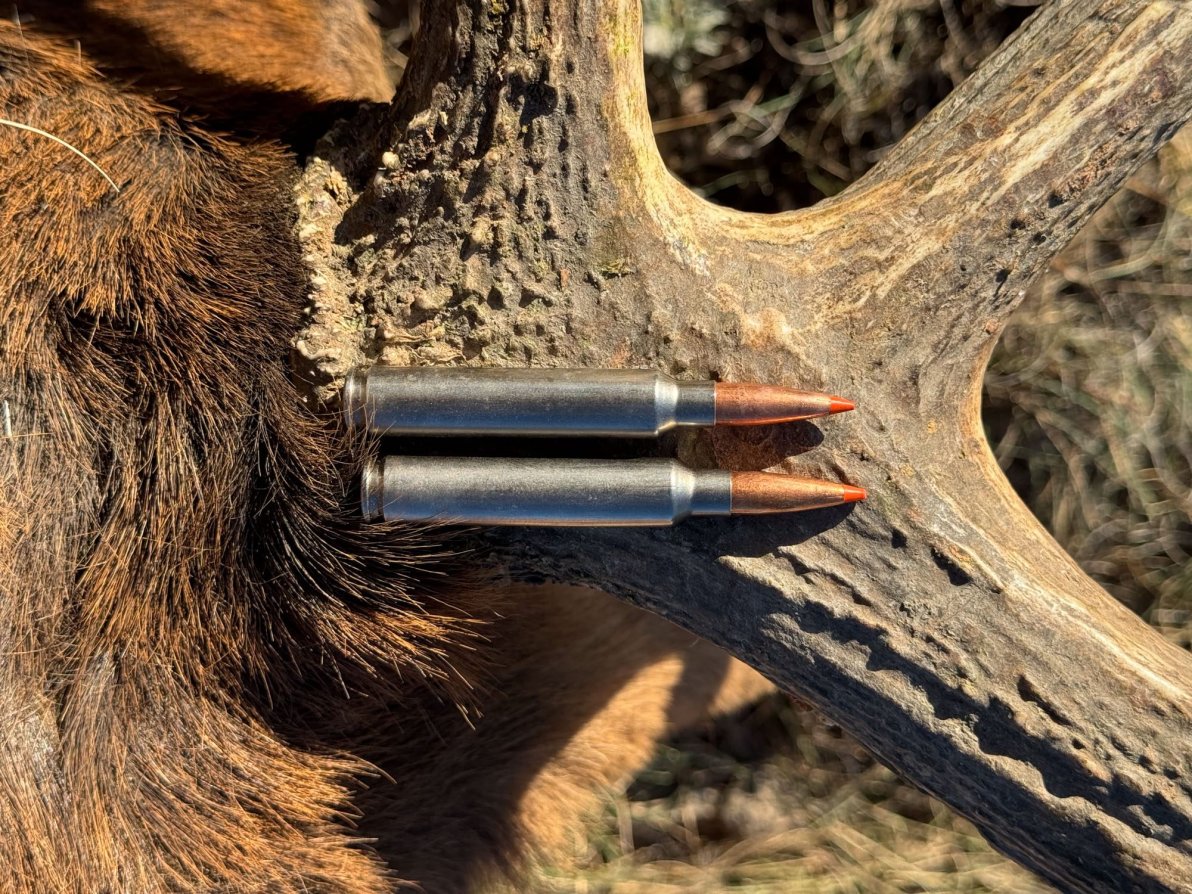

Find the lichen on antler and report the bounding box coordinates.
[296,0,1192,889]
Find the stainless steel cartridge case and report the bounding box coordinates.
[362,456,732,526]
[344,367,715,437]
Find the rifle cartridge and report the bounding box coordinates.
[362,456,864,527]
[344,367,851,437]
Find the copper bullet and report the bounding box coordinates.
[715,383,855,426]
[731,472,867,515]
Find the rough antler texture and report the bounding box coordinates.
[297,1,1192,890]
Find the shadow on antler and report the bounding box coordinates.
[298,1,1192,889]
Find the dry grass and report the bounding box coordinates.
[542,697,1048,893]
[986,133,1192,644]
[644,0,1033,209]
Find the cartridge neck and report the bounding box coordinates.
[677,464,729,522]
[672,380,716,427]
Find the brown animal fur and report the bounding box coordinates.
[0,4,768,891]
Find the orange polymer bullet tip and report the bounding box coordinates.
[829,396,855,414]
[840,484,867,503]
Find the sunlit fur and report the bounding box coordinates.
[0,4,767,891]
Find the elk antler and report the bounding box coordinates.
[296,1,1192,889]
